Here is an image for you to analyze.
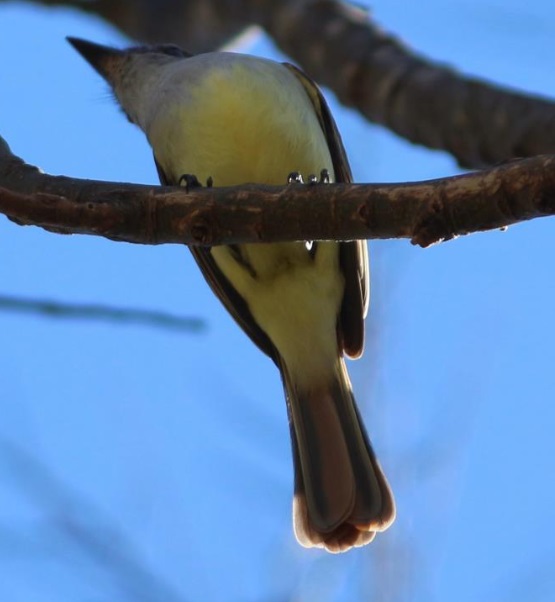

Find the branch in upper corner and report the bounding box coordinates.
[19,0,248,53]
[1,136,554,248]
[249,0,555,169]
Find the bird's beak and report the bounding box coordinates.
[67,37,122,80]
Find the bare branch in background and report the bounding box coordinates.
[0,439,189,602]
[18,0,248,52]
[247,0,555,168]
[0,294,205,332]
[12,0,555,168]
[2,136,555,249]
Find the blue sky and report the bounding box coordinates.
[1,1,555,601]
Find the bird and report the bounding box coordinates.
[67,37,395,552]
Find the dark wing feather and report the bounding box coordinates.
[283,64,369,358]
[154,156,279,364]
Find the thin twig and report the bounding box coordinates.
[0,294,205,333]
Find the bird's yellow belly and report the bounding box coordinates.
[211,241,344,390]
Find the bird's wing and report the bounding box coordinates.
[154,157,279,364]
[283,63,369,358]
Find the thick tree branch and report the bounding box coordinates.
[13,0,248,53]
[1,136,554,248]
[245,0,555,169]
[12,0,555,169]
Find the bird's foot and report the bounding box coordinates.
[287,171,304,184]
[178,173,213,191]
[287,169,330,185]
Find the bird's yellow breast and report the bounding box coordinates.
[148,57,334,186]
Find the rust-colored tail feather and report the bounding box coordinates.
[281,359,395,553]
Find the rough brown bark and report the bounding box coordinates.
[2,137,554,248]
[23,0,247,52]
[246,0,555,169]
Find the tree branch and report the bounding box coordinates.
[246,0,555,169]
[11,0,248,53]
[1,136,554,248]
[0,438,190,602]
[0,294,205,333]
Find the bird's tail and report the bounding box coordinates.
[280,358,395,552]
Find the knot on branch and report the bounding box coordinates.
[411,192,454,248]
[190,215,215,245]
